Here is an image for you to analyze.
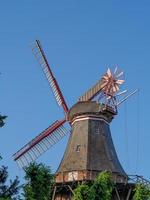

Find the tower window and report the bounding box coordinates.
[95,126,101,134]
[94,122,102,134]
[76,145,81,152]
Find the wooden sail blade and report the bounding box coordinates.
[31,40,68,113]
[13,119,69,168]
[78,68,125,107]
[78,78,107,102]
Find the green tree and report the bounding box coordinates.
[23,162,54,200]
[73,171,114,200]
[0,157,20,200]
[73,184,94,200]
[91,171,114,200]
[133,183,150,200]
[0,115,7,127]
[0,118,20,200]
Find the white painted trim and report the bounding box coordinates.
[71,116,109,125]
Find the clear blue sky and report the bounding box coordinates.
[0,1,150,182]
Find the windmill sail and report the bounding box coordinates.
[13,119,69,168]
[31,40,68,113]
[78,68,124,102]
[78,78,107,102]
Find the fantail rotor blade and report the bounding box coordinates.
[13,119,69,168]
[114,67,118,75]
[31,40,68,113]
[115,71,124,78]
[116,79,125,85]
[107,68,112,77]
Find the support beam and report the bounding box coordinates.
[115,187,121,200]
[68,185,74,196]
[52,186,57,200]
[126,188,132,200]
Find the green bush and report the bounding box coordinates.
[73,184,94,200]
[133,183,150,200]
[91,171,114,200]
[73,171,114,200]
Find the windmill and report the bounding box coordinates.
[13,40,138,199]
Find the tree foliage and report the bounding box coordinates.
[73,171,114,200]
[0,116,20,200]
[91,171,114,200]
[0,157,20,200]
[133,183,150,200]
[0,115,7,127]
[73,184,94,200]
[22,162,54,200]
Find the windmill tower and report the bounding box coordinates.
[13,41,138,200]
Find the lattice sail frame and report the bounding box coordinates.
[13,119,69,168]
[13,40,70,168]
[31,40,68,113]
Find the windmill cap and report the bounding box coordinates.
[67,101,116,123]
